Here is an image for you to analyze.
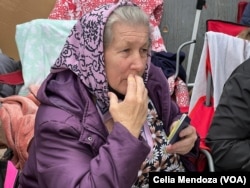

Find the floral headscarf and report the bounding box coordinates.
[51,0,151,115]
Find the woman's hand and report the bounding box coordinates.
[108,74,148,138]
[166,122,197,155]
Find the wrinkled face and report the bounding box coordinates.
[104,22,150,95]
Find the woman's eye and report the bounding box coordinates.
[140,49,148,56]
[122,49,130,52]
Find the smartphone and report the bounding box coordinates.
[167,114,190,145]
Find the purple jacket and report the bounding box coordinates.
[19,64,199,188]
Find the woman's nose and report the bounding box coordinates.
[130,53,146,71]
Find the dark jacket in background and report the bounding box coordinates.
[206,58,250,171]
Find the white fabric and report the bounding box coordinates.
[189,31,250,114]
[15,19,77,96]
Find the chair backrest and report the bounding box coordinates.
[207,19,247,36]
[0,70,23,85]
[0,53,24,97]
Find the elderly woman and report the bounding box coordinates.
[18,1,199,187]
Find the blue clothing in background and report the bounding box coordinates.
[240,3,250,26]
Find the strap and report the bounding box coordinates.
[0,70,24,85]
[4,161,19,188]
